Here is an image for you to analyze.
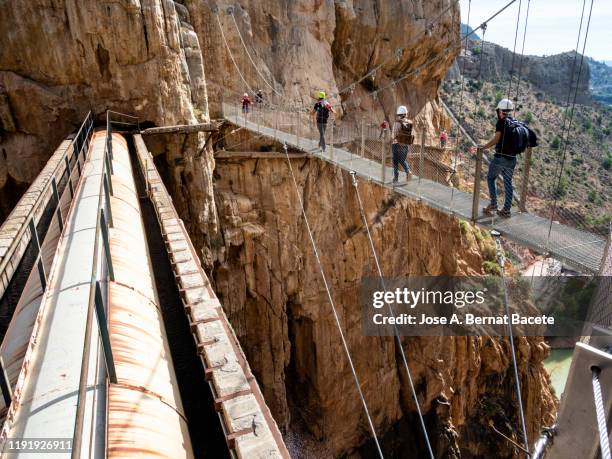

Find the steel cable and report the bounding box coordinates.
[592,367,611,459]
[229,10,283,97]
[215,12,256,95]
[493,234,530,457]
[545,0,594,246]
[282,144,384,458]
[350,171,435,458]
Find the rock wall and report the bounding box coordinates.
[212,154,556,457]
[190,0,459,125]
[0,0,218,239]
[450,39,591,104]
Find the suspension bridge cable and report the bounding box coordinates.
[506,0,523,97]
[349,171,434,458]
[492,233,529,457]
[282,144,384,459]
[229,9,283,97]
[546,0,594,244]
[477,24,487,80]
[215,11,256,95]
[547,0,587,192]
[592,367,612,459]
[513,0,532,105]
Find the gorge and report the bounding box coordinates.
[0,0,558,457]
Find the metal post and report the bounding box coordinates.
[100,210,115,281]
[51,176,64,232]
[107,123,113,161]
[144,157,149,196]
[330,121,334,161]
[104,146,114,176]
[419,128,425,182]
[471,148,484,222]
[381,130,387,183]
[29,219,46,289]
[0,357,12,407]
[103,173,114,227]
[73,137,80,162]
[519,147,532,212]
[65,156,75,199]
[94,281,117,384]
[360,118,365,158]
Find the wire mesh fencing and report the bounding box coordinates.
[221,99,610,271]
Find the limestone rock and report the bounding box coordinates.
[213,156,557,457]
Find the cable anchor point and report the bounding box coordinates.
[350,170,358,187]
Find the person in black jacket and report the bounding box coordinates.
[477,99,517,218]
[311,91,335,152]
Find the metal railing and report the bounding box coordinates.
[0,112,95,408]
[0,112,95,298]
[221,100,611,273]
[71,111,138,458]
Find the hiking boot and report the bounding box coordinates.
[483,203,498,215]
[497,208,512,218]
[392,178,399,185]
[406,172,413,181]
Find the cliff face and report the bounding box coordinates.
[212,154,556,457]
[0,0,459,250]
[450,39,591,104]
[192,0,459,125]
[0,0,218,242]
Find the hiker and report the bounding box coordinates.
[241,93,252,114]
[255,89,264,105]
[440,129,448,148]
[477,99,536,218]
[391,105,414,183]
[379,119,390,139]
[311,91,335,152]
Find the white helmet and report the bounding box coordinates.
[244,93,248,97]
[497,98,514,112]
[396,105,408,116]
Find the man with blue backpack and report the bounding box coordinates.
[311,91,335,152]
[477,99,537,218]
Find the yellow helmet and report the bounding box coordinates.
[318,91,326,100]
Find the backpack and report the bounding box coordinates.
[397,120,415,145]
[315,101,331,123]
[501,117,537,155]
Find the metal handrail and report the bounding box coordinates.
[0,112,94,282]
[107,110,140,131]
[71,110,136,458]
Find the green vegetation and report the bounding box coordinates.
[554,175,569,197]
[482,260,501,276]
[550,136,561,149]
[442,68,612,234]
